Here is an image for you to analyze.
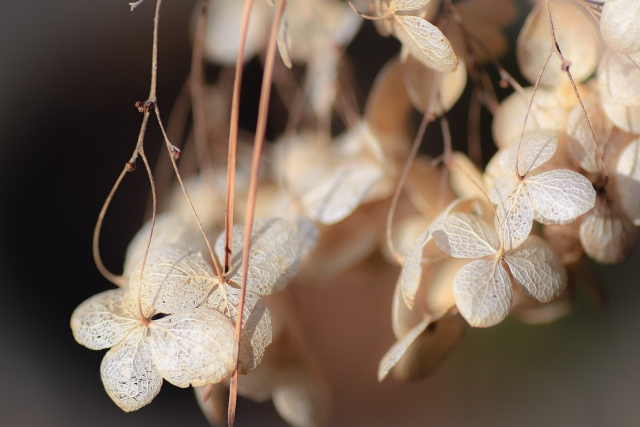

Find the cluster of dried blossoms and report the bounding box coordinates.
[71,0,640,426]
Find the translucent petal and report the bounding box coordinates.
[295,216,320,261]
[542,220,584,265]
[277,18,293,69]
[504,130,558,177]
[490,176,534,251]
[600,0,640,54]
[504,235,567,303]
[127,246,216,315]
[453,259,513,328]
[195,383,229,426]
[433,213,499,258]
[392,272,423,338]
[615,138,640,224]
[216,218,300,295]
[378,319,430,382]
[601,87,640,133]
[204,284,272,374]
[124,213,189,278]
[272,364,330,427]
[579,195,638,264]
[301,160,383,225]
[492,87,568,150]
[390,315,464,382]
[449,152,486,200]
[424,257,466,316]
[517,2,598,86]
[401,230,430,311]
[403,53,467,116]
[566,98,612,174]
[393,0,431,12]
[393,15,458,73]
[527,169,596,224]
[100,329,161,412]
[599,50,640,107]
[149,308,237,388]
[71,289,138,350]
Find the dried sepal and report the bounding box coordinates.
[216,218,300,295]
[453,259,512,328]
[600,0,640,54]
[272,367,330,427]
[516,1,598,86]
[598,50,640,107]
[149,308,237,388]
[615,138,640,224]
[393,15,458,73]
[100,330,161,412]
[277,18,293,69]
[392,271,423,338]
[542,220,584,265]
[600,88,640,134]
[390,314,464,382]
[71,289,138,350]
[401,230,430,310]
[492,87,569,149]
[567,98,612,174]
[579,195,638,264]
[378,318,430,382]
[295,216,320,261]
[491,175,534,251]
[127,246,216,315]
[504,235,567,303]
[433,212,500,259]
[503,130,558,176]
[195,383,229,426]
[204,284,272,374]
[392,0,431,12]
[301,160,383,225]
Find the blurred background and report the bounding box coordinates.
[0,1,638,426]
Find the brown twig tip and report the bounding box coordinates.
[561,60,571,72]
[169,145,182,159]
[125,161,136,172]
[129,0,146,11]
[499,79,509,88]
[135,100,154,114]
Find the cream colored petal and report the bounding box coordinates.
[449,152,486,199]
[301,160,383,225]
[392,271,424,338]
[490,176,534,251]
[295,216,320,261]
[600,0,640,54]
[391,315,464,382]
[204,284,272,374]
[579,195,638,264]
[433,212,499,258]
[517,1,598,86]
[492,87,568,150]
[542,220,584,265]
[615,138,640,224]
[127,246,217,315]
[393,0,431,12]
[504,130,558,177]
[599,50,640,108]
[393,15,458,73]
[216,218,300,295]
[424,257,466,316]
[124,213,189,278]
[402,53,467,115]
[566,98,612,174]
[100,328,161,412]
[272,365,331,427]
[195,383,228,426]
[401,230,430,310]
[378,319,430,382]
[277,18,293,69]
[71,289,138,350]
[453,259,513,328]
[526,169,596,224]
[504,235,567,303]
[601,87,640,133]
[149,308,237,388]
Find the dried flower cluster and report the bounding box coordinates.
[71,0,640,426]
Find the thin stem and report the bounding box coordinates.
[137,148,157,323]
[191,0,212,171]
[225,0,255,274]
[228,1,286,425]
[515,47,553,179]
[93,165,129,287]
[153,104,226,285]
[544,0,608,187]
